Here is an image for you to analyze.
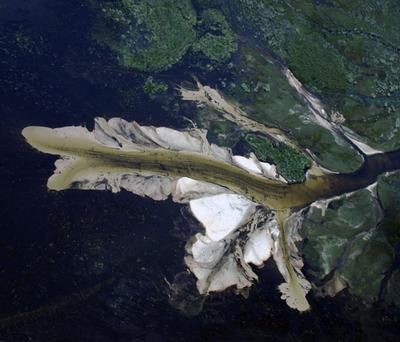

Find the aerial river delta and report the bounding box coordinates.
[1,0,400,340]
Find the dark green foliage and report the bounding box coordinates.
[218,0,400,151]
[339,228,394,301]
[377,171,400,247]
[92,0,197,71]
[286,33,349,93]
[301,189,394,301]
[143,77,168,95]
[206,120,239,147]
[220,44,363,173]
[192,9,237,63]
[245,134,310,183]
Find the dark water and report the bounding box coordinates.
[1,1,400,341]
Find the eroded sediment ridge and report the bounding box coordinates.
[21,118,400,313]
[22,125,399,210]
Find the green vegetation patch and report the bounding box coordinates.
[92,0,197,71]
[301,188,395,302]
[301,189,383,279]
[193,9,237,63]
[377,171,400,247]
[339,228,394,301]
[143,77,168,95]
[222,44,363,173]
[218,0,400,151]
[286,33,350,93]
[245,134,310,183]
[206,120,240,147]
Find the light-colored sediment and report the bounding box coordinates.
[179,79,324,176]
[243,227,273,266]
[21,120,338,210]
[189,194,257,241]
[284,68,382,156]
[22,117,389,312]
[344,132,383,156]
[22,118,323,311]
[180,81,303,146]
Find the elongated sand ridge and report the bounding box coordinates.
[22,125,400,210]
